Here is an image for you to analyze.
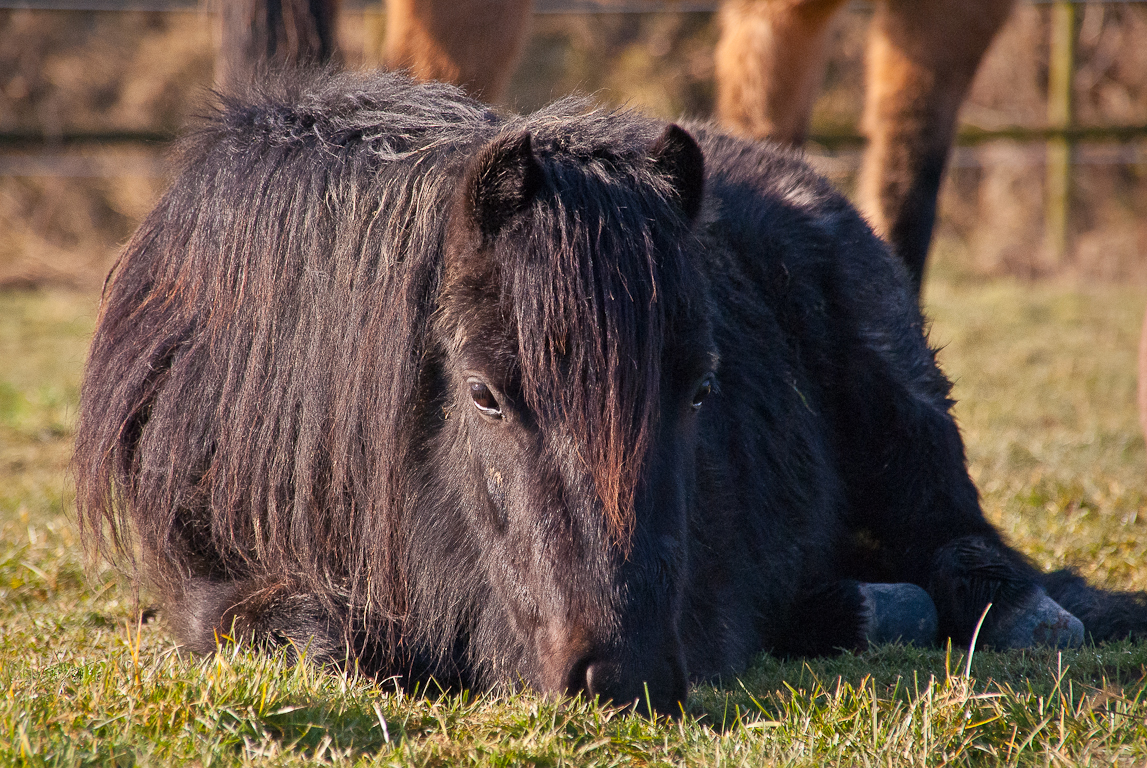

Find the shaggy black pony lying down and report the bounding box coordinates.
[75,70,1147,713]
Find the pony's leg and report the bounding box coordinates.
[837,388,1083,649]
[715,0,850,144]
[778,574,1074,653]
[384,0,533,103]
[776,581,937,655]
[826,257,1084,648]
[168,577,358,668]
[857,582,938,646]
[859,0,1015,291]
[926,536,1083,648]
[850,484,1085,649]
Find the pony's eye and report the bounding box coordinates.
[691,377,714,410]
[468,379,502,418]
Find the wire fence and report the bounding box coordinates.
[1,0,1144,150]
[0,4,1144,183]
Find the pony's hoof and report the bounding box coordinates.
[985,589,1084,649]
[859,582,939,647]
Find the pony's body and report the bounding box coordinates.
[76,73,1145,713]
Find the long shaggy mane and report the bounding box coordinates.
[74,70,699,654]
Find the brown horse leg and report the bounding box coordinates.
[216,0,341,88]
[859,0,1015,292]
[384,0,534,103]
[715,0,849,144]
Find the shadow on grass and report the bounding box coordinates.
[256,699,401,759]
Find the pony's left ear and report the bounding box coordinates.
[649,124,705,223]
[460,129,544,244]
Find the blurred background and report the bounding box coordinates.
[0,0,1144,291]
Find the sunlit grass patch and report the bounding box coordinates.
[4,279,1147,766]
[925,278,1147,590]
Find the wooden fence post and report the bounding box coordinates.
[1045,0,1075,266]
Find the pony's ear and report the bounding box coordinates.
[649,124,704,222]
[461,130,544,243]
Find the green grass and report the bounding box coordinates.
[3,279,1147,766]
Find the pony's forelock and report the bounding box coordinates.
[503,134,699,543]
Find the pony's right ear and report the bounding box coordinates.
[460,130,544,244]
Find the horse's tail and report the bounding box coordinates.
[1042,569,1147,642]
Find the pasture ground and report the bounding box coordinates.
[3,274,1147,766]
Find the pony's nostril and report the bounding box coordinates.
[579,659,620,704]
[564,654,595,697]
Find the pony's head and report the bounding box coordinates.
[434,119,715,712]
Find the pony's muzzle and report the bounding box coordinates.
[553,647,688,716]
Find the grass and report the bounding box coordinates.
[3,276,1147,766]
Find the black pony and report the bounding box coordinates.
[75,71,1147,713]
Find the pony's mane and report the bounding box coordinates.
[74,70,700,632]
